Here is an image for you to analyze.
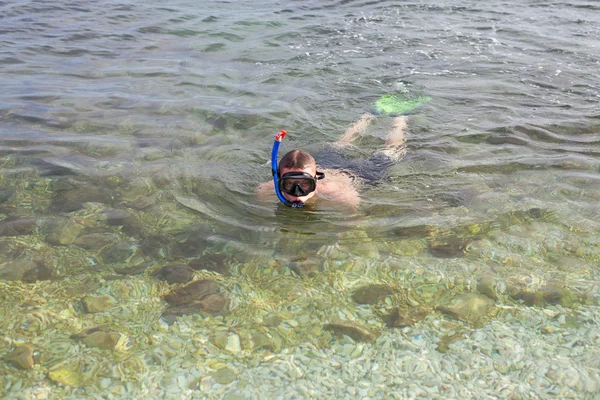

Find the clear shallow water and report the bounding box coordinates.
[1,0,600,397]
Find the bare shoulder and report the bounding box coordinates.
[256,181,274,200]
[317,168,360,208]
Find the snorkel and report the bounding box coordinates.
[271,130,304,208]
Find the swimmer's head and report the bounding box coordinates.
[278,150,320,204]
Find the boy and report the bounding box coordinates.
[257,114,409,209]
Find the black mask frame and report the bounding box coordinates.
[278,171,325,197]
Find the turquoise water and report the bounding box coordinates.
[1,0,600,397]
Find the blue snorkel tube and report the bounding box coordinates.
[272,130,303,208]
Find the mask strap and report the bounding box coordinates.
[315,171,325,180]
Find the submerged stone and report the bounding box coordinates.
[82,295,116,313]
[189,254,230,275]
[387,239,427,256]
[45,220,83,245]
[101,241,140,264]
[384,307,429,328]
[250,331,274,351]
[162,293,230,321]
[22,262,52,283]
[101,208,144,237]
[48,364,86,387]
[429,237,469,258]
[0,217,36,237]
[352,284,396,305]
[511,283,576,307]
[394,225,431,238]
[72,326,122,350]
[437,293,496,324]
[436,330,468,353]
[541,283,575,307]
[153,265,195,284]
[0,259,51,282]
[0,189,14,203]
[4,343,35,370]
[324,320,379,343]
[173,228,208,258]
[74,233,118,251]
[162,279,229,321]
[101,208,134,226]
[212,367,237,385]
[50,182,113,213]
[164,280,219,306]
[113,264,147,276]
[121,196,157,211]
[288,257,322,278]
[477,274,505,300]
[510,290,542,307]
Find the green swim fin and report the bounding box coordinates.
[373,94,431,116]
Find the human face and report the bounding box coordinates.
[279,166,318,204]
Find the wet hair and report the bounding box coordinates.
[279,150,316,172]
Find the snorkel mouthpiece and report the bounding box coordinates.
[271,130,303,208]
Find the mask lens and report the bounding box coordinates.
[279,173,316,196]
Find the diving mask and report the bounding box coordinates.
[278,171,325,197]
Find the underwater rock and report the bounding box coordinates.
[324,320,379,343]
[387,239,427,256]
[429,237,469,258]
[351,284,396,305]
[101,241,141,264]
[101,208,144,237]
[436,329,468,353]
[164,279,219,305]
[394,224,431,238]
[71,326,122,350]
[48,364,86,387]
[0,189,14,203]
[0,259,51,282]
[21,262,52,283]
[188,254,230,275]
[162,280,229,322]
[195,293,229,314]
[50,182,114,213]
[4,343,35,370]
[142,228,208,259]
[174,228,208,258]
[437,293,495,324]
[541,283,575,307]
[477,275,505,300]
[0,217,36,237]
[45,219,83,245]
[121,195,156,211]
[101,208,133,226]
[212,367,237,385]
[74,233,118,251]
[383,307,429,328]
[249,331,274,351]
[512,284,575,307]
[153,265,195,285]
[141,234,173,258]
[113,264,147,276]
[162,293,230,322]
[64,281,101,297]
[82,295,116,313]
[288,257,322,278]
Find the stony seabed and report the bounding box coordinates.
[1,169,600,399]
